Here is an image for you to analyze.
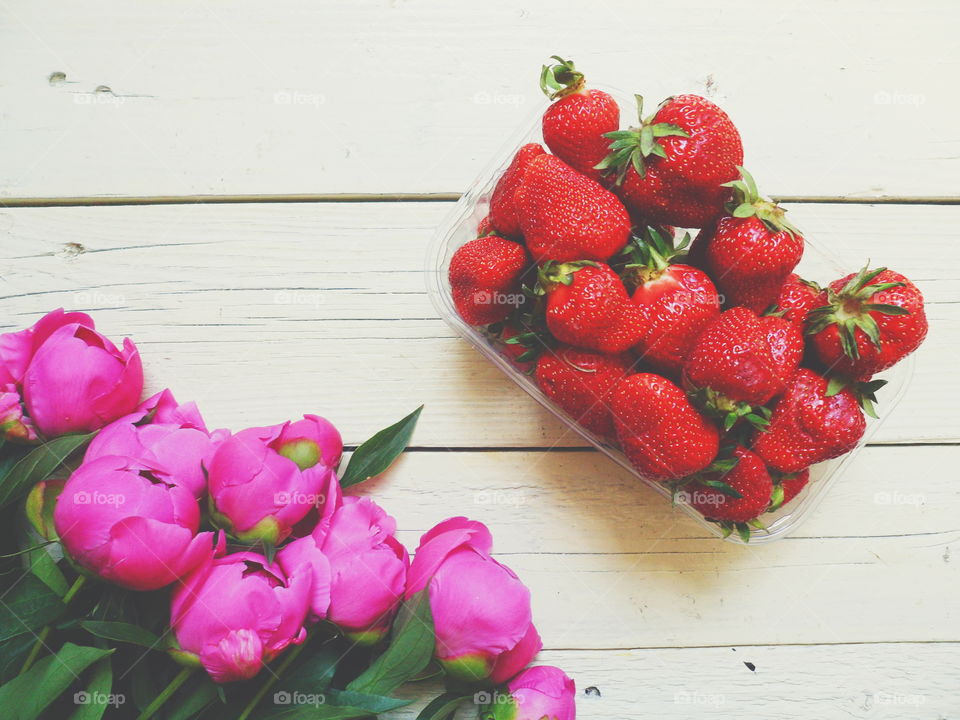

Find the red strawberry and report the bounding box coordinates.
[476,215,495,237]
[768,468,810,512]
[448,235,530,326]
[622,226,720,376]
[695,169,805,312]
[610,373,720,481]
[684,307,802,423]
[762,314,805,389]
[685,446,774,529]
[489,143,546,238]
[599,94,743,228]
[776,274,821,327]
[806,264,927,380]
[751,368,865,473]
[540,261,645,354]
[515,154,631,263]
[535,346,634,438]
[539,56,619,180]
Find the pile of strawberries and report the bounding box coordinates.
[448,57,928,540]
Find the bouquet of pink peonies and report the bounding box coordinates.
[0,310,576,720]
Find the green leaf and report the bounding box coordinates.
[735,523,753,543]
[348,588,435,696]
[768,484,786,512]
[825,375,847,398]
[79,620,161,648]
[416,693,470,720]
[17,521,68,597]
[68,657,113,720]
[639,126,655,156]
[0,572,65,643]
[0,433,94,509]
[863,303,910,316]
[165,676,219,720]
[324,688,412,713]
[340,407,423,488]
[0,642,112,720]
[732,203,757,218]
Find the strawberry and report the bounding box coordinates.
[610,373,720,481]
[535,346,634,439]
[806,264,927,380]
[515,154,631,263]
[775,273,822,327]
[539,56,619,181]
[684,307,802,427]
[751,368,865,473]
[767,468,810,512]
[762,314,805,389]
[685,446,774,535]
[448,235,530,326]
[539,261,646,354]
[694,168,805,313]
[476,215,495,237]
[620,226,720,376]
[599,94,743,228]
[489,143,546,238]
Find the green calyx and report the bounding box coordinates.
[540,55,585,99]
[617,225,691,287]
[596,94,690,185]
[767,469,804,513]
[805,261,910,361]
[534,260,598,294]
[722,166,802,238]
[824,374,888,419]
[685,383,772,434]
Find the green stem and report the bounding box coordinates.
[19,575,87,674]
[236,640,309,720]
[135,666,193,720]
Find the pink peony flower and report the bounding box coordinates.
[169,550,311,683]
[278,496,408,644]
[504,665,576,720]
[85,389,226,498]
[53,455,217,591]
[1,309,143,438]
[206,417,341,544]
[406,517,541,682]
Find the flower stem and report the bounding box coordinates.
[135,666,193,720]
[19,575,87,674]
[236,641,309,720]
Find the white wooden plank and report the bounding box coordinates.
[355,446,960,648]
[0,202,953,445]
[1,0,958,199]
[387,645,960,719]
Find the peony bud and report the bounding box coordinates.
[492,666,576,720]
[206,418,340,545]
[53,456,216,591]
[406,517,541,682]
[85,389,226,498]
[8,310,143,438]
[278,496,407,644]
[169,551,311,683]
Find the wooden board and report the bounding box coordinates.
[0,201,953,445]
[1,0,958,199]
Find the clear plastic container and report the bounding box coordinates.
[426,85,915,544]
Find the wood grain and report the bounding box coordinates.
[0,202,953,445]
[1,0,958,199]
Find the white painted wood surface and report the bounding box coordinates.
[0,202,954,444]
[1,0,958,199]
[1,2,958,717]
